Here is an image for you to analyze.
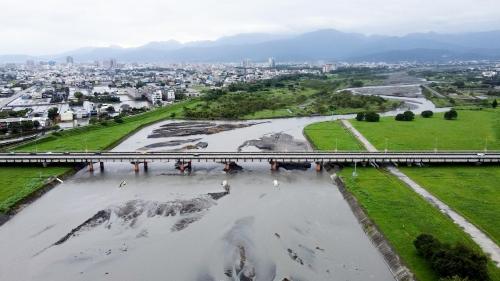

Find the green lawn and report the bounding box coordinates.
[340,168,500,281]
[16,100,197,152]
[304,121,363,150]
[401,166,500,245]
[351,109,500,151]
[0,166,71,213]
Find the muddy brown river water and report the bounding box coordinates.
[0,95,442,281]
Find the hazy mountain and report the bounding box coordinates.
[2,29,500,63]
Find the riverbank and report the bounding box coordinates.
[0,100,199,217]
[303,114,500,280]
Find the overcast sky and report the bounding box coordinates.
[1,0,500,55]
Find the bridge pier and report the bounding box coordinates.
[99,162,104,172]
[176,160,192,174]
[315,162,323,172]
[133,162,139,173]
[270,160,279,171]
[143,161,148,172]
[88,162,94,173]
[42,161,48,168]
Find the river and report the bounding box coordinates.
[0,93,440,281]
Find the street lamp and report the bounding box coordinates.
[384,138,388,153]
[335,138,338,152]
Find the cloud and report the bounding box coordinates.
[1,0,499,54]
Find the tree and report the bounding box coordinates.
[414,234,489,281]
[106,106,115,113]
[33,120,41,129]
[20,120,34,131]
[350,80,364,88]
[355,112,365,121]
[74,91,83,100]
[47,107,59,121]
[364,111,380,122]
[395,111,415,121]
[444,109,458,120]
[493,99,498,108]
[453,80,465,89]
[421,110,434,118]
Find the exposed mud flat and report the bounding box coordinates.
[139,138,202,149]
[148,121,265,138]
[238,133,309,152]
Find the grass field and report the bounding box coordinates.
[351,109,500,151]
[401,166,500,245]
[303,121,363,150]
[339,168,500,281]
[16,100,197,152]
[0,166,71,213]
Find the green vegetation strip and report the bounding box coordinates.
[0,166,70,213]
[16,100,197,152]
[401,166,500,246]
[339,168,500,281]
[351,109,500,151]
[303,121,363,151]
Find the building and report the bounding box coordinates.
[268,57,276,68]
[166,90,175,101]
[60,110,74,122]
[322,64,336,73]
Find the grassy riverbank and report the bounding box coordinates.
[303,119,500,280]
[16,100,197,152]
[0,100,197,214]
[303,121,363,150]
[351,108,500,151]
[401,166,500,245]
[339,168,500,281]
[0,166,71,214]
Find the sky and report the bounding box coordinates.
[1,0,500,55]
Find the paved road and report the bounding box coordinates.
[0,87,34,109]
[422,84,446,98]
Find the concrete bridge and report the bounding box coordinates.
[1,151,499,172]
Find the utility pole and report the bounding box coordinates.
[335,138,338,152]
[385,138,388,153]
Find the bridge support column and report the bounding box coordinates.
[143,161,148,172]
[88,162,94,173]
[133,163,139,173]
[99,162,104,171]
[315,162,323,172]
[270,160,279,171]
[42,161,48,168]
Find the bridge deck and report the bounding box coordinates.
[1,152,499,164]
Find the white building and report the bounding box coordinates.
[322,64,336,73]
[166,90,175,101]
[60,110,74,121]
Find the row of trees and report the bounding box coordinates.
[414,234,489,281]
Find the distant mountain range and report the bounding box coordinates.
[2,29,500,63]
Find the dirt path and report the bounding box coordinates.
[340,119,500,265]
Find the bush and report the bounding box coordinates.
[113,116,124,123]
[444,109,458,120]
[355,112,365,121]
[364,111,380,122]
[395,113,406,121]
[89,117,99,125]
[493,99,498,108]
[414,234,489,281]
[421,110,434,118]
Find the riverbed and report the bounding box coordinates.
[0,95,440,281]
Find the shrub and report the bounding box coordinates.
[414,234,489,281]
[395,113,405,121]
[355,112,365,121]
[113,116,124,123]
[444,109,458,120]
[421,110,434,118]
[493,99,498,108]
[364,111,380,122]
